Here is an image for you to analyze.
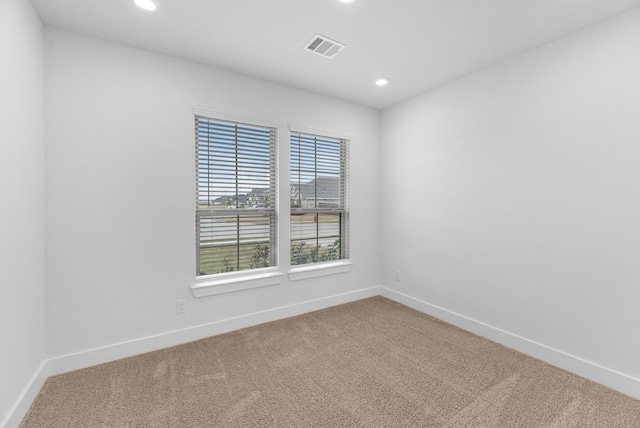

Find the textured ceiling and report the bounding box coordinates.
[31,0,640,109]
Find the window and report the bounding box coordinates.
[196,116,277,276]
[290,131,349,266]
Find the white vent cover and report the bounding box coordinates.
[304,34,345,59]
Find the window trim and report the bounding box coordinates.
[193,268,284,297]
[194,108,282,131]
[288,260,353,281]
[289,124,351,142]
[194,108,281,280]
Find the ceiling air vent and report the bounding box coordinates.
[304,34,345,59]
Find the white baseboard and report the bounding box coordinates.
[47,286,382,377]
[380,286,640,400]
[8,284,639,427]
[1,361,48,428]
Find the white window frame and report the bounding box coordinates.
[192,109,283,297]
[288,125,352,281]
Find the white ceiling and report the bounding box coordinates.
[31,0,640,110]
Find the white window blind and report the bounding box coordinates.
[290,131,349,266]
[196,116,277,276]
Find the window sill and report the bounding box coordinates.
[192,269,284,298]
[288,261,353,281]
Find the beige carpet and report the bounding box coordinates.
[20,297,640,427]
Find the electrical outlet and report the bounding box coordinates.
[176,299,186,314]
[395,271,401,281]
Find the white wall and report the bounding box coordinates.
[0,0,46,425]
[44,28,381,363]
[381,8,640,395]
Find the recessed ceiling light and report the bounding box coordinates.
[134,0,159,11]
[339,0,356,3]
[375,77,390,86]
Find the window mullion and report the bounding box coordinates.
[235,125,240,271]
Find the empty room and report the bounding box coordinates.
[2,0,640,426]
